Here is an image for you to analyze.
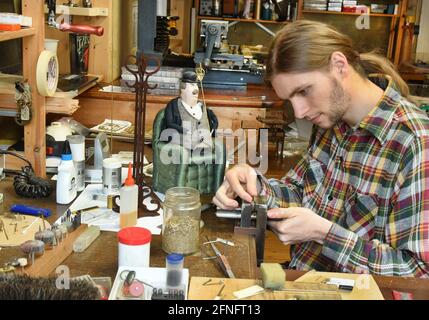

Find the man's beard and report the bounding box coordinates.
[327,76,351,126]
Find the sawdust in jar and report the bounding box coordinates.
[162,215,200,255]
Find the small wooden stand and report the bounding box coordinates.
[17,224,88,277]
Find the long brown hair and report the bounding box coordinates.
[266,20,409,98]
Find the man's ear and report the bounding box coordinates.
[329,51,349,78]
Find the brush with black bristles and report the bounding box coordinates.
[0,274,100,300]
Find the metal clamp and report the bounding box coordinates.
[234,196,268,266]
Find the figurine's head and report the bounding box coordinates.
[180,71,199,107]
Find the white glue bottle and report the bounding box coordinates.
[119,163,138,229]
[56,140,77,204]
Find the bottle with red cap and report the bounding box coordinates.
[119,163,138,229]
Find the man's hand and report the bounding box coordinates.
[267,207,333,245]
[213,164,258,210]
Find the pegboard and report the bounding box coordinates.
[199,0,213,16]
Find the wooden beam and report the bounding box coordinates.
[394,0,409,66]
[22,0,46,177]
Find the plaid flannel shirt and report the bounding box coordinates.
[260,75,429,277]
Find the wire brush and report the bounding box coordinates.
[0,274,100,300]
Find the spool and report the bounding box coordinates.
[36,50,59,97]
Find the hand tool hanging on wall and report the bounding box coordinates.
[46,0,104,36]
[14,81,32,126]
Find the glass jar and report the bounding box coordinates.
[162,187,201,255]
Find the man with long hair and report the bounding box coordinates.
[214,20,429,277]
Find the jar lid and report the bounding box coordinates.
[167,253,184,264]
[118,227,151,246]
[103,158,122,169]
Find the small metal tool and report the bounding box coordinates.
[21,217,40,235]
[205,236,235,279]
[202,279,224,286]
[0,219,8,240]
[214,284,225,300]
[234,196,268,266]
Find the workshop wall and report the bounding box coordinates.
[120,0,138,66]
[416,0,429,62]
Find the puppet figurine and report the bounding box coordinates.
[163,71,218,153]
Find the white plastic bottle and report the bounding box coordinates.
[56,141,77,204]
[119,163,138,229]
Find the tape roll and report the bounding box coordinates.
[36,50,59,97]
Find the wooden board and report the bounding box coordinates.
[23,0,46,178]
[0,214,51,247]
[188,277,342,300]
[295,270,385,300]
[17,224,88,278]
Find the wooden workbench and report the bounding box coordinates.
[2,176,429,300]
[0,177,257,282]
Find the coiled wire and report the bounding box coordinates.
[0,150,53,199]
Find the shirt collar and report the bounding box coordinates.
[180,99,202,111]
[357,74,403,145]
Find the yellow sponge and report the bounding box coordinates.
[260,263,285,290]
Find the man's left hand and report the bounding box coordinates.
[267,207,333,245]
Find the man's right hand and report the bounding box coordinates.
[212,164,258,210]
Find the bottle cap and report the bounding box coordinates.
[118,227,151,246]
[124,163,135,186]
[166,253,184,264]
[61,140,73,161]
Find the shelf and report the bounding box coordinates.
[197,16,292,24]
[0,27,36,42]
[0,93,80,116]
[302,10,396,17]
[43,4,108,17]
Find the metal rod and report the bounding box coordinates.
[255,22,275,37]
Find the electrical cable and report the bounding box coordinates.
[0,150,53,199]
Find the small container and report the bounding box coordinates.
[67,135,86,192]
[56,141,77,205]
[118,227,151,268]
[162,187,201,255]
[166,253,184,289]
[103,158,122,195]
[119,163,138,228]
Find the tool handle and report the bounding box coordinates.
[59,23,104,36]
[219,255,235,279]
[10,204,52,218]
